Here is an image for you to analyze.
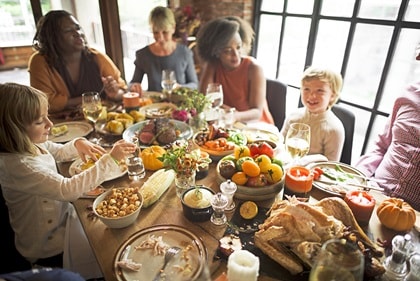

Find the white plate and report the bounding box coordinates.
[122,119,193,148]
[142,91,167,103]
[68,158,127,180]
[49,121,93,143]
[308,161,367,197]
[242,128,280,144]
[139,102,177,119]
[113,225,207,281]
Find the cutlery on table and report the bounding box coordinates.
[152,246,181,281]
[315,179,384,192]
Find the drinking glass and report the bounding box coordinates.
[309,238,364,281]
[161,69,176,95]
[125,137,145,181]
[82,92,103,144]
[205,83,224,125]
[285,123,310,164]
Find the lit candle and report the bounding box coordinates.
[227,250,259,281]
[122,92,140,111]
[344,190,376,226]
[283,166,313,201]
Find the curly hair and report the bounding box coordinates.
[224,16,255,55]
[0,83,48,155]
[32,10,89,69]
[196,17,240,62]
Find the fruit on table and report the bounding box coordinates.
[247,174,268,187]
[235,156,254,171]
[219,159,237,179]
[231,171,248,186]
[234,145,251,159]
[248,141,275,158]
[241,160,261,177]
[255,154,272,173]
[265,163,283,184]
[376,197,416,232]
[140,145,166,171]
[240,201,259,219]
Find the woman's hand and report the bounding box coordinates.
[129,83,143,95]
[102,76,122,99]
[74,138,106,162]
[109,139,136,162]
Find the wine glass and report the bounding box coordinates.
[309,238,364,281]
[82,92,103,144]
[205,83,224,125]
[285,123,310,165]
[161,69,177,96]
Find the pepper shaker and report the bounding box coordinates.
[220,179,237,211]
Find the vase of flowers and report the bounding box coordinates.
[174,5,201,45]
[158,140,211,198]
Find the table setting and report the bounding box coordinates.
[50,91,419,281]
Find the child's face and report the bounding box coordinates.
[301,79,335,114]
[25,104,53,144]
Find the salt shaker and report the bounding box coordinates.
[383,234,417,281]
[220,179,237,211]
[210,192,228,225]
[404,254,420,281]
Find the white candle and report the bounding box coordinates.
[227,250,260,281]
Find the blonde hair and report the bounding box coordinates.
[149,6,176,31]
[302,66,343,107]
[0,83,48,155]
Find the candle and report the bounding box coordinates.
[227,250,259,281]
[122,92,140,111]
[344,190,376,225]
[283,166,313,201]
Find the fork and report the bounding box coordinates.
[152,246,181,281]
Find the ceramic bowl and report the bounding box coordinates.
[181,186,215,222]
[93,187,143,228]
[216,159,284,201]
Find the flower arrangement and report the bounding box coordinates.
[171,87,211,123]
[174,5,201,45]
[158,139,210,177]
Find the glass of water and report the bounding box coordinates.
[125,137,145,181]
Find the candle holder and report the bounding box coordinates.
[227,249,260,281]
[344,190,375,226]
[210,192,228,225]
[220,179,237,211]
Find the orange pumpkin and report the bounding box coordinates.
[140,146,166,171]
[376,198,416,232]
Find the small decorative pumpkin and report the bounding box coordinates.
[376,198,416,232]
[140,145,166,171]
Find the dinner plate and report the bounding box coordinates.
[113,225,207,281]
[242,128,280,144]
[307,161,368,197]
[68,158,127,180]
[142,91,167,103]
[49,121,93,143]
[139,102,177,119]
[122,119,193,148]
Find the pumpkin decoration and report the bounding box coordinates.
[140,145,166,171]
[376,198,416,232]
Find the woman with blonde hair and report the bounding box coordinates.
[129,6,198,93]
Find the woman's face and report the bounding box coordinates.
[25,103,53,144]
[152,24,175,45]
[58,15,86,53]
[219,32,242,71]
[301,79,335,114]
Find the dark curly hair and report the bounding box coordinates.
[32,10,90,68]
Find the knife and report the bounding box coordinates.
[315,180,384,192]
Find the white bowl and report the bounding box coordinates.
[93,187,143,228]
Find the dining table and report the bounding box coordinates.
[53,105,419,281]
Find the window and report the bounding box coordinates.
[254,0,420,163]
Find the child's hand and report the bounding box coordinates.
[74,139,106,162]
[109,139,136,162]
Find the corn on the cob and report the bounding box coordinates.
[140,169,175,208]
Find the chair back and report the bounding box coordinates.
[331,104,355,164]
[266,78,287,130]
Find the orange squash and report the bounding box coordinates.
[376,198,416,232]
[140,146,165,171]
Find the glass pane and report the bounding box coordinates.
[261,0,284,13]
[321,0,355,17]
[72,3,104,51]
[364,114,389,154]
[286,0,314,14]
[255,15,282,79]
[312,19,350,71]
[0,0,36,46]
[404,0,420,22]
[278,17,311,86]
[118,0,167,83]
[341,24,393,107]
[379,28,420,112]
[358,0,401,20]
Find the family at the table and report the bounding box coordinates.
[0,5,419,281]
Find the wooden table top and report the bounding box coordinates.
[58,149,419,281]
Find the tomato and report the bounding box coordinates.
[258,141,274,158]
[314,167,324,176]
[249,143,260,157]
[255,154,272,173]
[265,163,283,183]
[247,174,268,187]
[234,145,251,159]
[311,167,323,180]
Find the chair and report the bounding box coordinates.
[331,104,355,165]
[266,78,288,130]
[0,187,31,273]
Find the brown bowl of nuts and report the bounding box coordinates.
[93,187,143,228]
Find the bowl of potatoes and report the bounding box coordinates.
[93,187,143,228]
